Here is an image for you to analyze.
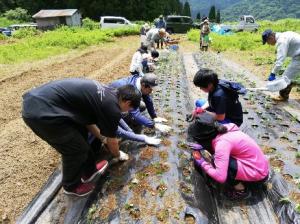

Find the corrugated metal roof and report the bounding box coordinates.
[32,9,78,18]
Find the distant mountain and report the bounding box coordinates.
[221,0,300,21]
[182,0,241,18]
[184,0,300,21]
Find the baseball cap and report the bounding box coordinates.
[141,73,158,87]
[262,29,273,45]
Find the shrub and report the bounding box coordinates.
[82,18,98,30]
[13,27,40,39]
[0,34,7,40]
[0,17,21,27]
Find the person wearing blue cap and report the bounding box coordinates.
[262,29,300,101]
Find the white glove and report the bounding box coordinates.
[144,135,161,146]
[119,151,129,161]
[154,117,168,123]
[154,123,171,133]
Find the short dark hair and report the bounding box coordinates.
[151,50,159,58]
[117,84,141,109]
[187,113,227,148]
[193,68,219,88]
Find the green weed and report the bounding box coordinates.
[0,25,139,64]
[187,19,299,54]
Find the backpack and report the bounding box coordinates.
[218,79,247,98]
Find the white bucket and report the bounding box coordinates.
[248,76,291,92]
[266,76,291,92]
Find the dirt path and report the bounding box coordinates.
[0,35,139,223]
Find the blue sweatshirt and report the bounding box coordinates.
[87,118,145,144]
[109,75,156,128]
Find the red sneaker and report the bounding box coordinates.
[64,182,95,197]
[81,160,108,183]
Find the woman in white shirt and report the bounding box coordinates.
[129,46,148,76]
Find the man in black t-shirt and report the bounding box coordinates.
[22,78,141,197]
[193,69,243,126]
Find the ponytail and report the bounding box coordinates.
[214,122,228,134]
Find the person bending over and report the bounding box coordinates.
[188,113,269,200]
[109,73,171,134]
[22,79,141,197]
[262,29,300,101]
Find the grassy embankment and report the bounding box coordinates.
[187,19,300,83]
[0,18,140,64]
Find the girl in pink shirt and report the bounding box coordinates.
[188,113,269,200]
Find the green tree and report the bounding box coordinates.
[196,12,201,20]
[216,9,221,23]
[208,5,216,22]
[183,1,191,16]
[4,7,31,21]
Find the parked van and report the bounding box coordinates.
[165,15,200,34]
[99,16,135,29]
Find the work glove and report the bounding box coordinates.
[154,123,171,133]
[195,99,207,108]
[188,142,203,151]
[193,107,205,116]
[119,150,129,161]
[144,135,161,146]
[154,117,168,123]
[192,151,205,167]
[186,107,205,122]
[267,73,276,81]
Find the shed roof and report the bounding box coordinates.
[32,9,78,18]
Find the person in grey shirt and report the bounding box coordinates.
[262,29,300,101]
[143,28,167,50]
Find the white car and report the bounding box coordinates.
[99,16,135,29]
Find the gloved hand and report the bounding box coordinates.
[144,135,161,145]
[192,151,205,167]
[119,150,129,161]
[154,123,171,133]
[192,107,205,117]
[268,73,276,81]
[188,142,203,151]
[186,107,206,122]
[195,99,207,108]
[154,117,168,123]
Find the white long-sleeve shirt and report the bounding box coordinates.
[129,51,144,74]
[272,31,300,74]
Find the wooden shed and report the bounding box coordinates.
[32,9,81,30]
